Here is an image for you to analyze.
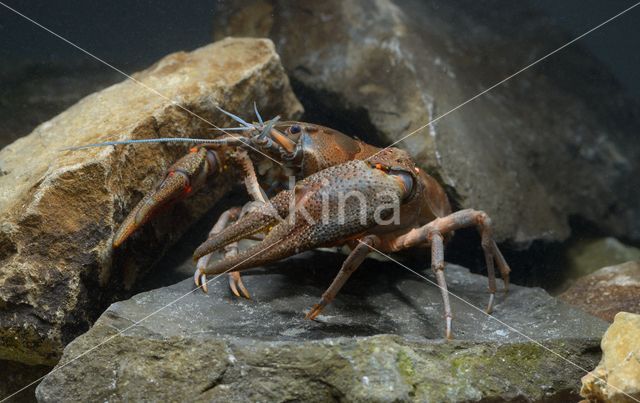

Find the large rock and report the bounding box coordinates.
[213,0,640,245]
[0,37,302,366]
[36,254,607,402]
[581,312,640,402]
[561,261,640,322]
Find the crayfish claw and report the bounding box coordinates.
[195,255,211,293]
[201,274,209,293]
[193,269,208,293]
[228,276,240,297]
[193,268,200,287]
[228,272,251,299]
[113,147,218,248]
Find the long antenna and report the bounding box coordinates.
[61,137,245,151]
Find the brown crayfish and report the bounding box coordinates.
[81,105,511,339]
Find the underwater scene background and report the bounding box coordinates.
[1,1,639,401]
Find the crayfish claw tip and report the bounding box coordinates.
[193,269,200,287]
[228,272,252,299]
[238,282,251,300]
[193,269,209,293]
[200,274,208,293]
[228,275,241,298]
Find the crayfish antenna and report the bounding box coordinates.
[257,116,280,140]
[215,105,254,128]
[207,127,251,131]
[59,137,245,151]
[253,101,264,125]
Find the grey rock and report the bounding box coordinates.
[0,37,302,366]
[37,254,608,402]
[213,0,640,245]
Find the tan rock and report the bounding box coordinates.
[561,261,640,322]
[0,37,302,365]
[581,312,640,402]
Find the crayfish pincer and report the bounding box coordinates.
[79,106,511,339]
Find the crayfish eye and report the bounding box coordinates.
[289,124,301,134]
[389,169,415,202]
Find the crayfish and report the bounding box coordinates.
[82,105,511,339]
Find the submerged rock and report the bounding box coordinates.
[37,257,607,402]
[581,312,640,403]
[0,37,302,366]
[561,261,640,322]
[213,0,640,245]
[565,237,640,281]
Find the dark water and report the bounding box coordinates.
[1,0,639,148]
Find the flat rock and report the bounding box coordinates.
[213,0,640,245]
[0,37,302,366]
[581,312,640,402]
[561,261,640,322]
[37,254,608,402]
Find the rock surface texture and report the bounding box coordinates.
[0,37,303,366]
[561,261,640,322]
[213,0,640,245]
[37,258,608,402]
[581,312,640,403]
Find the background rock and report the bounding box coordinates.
[36,255,608,402]
[213,0,640,246]
[561,261,640,322]
[0,37,302,366]
[565,237,640,281]
[581,312,640,402]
